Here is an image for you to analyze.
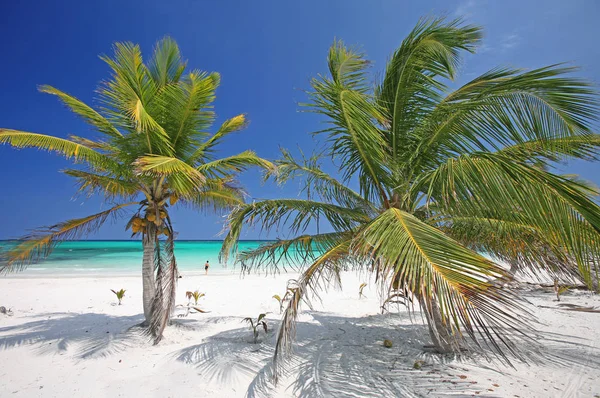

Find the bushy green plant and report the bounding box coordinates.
[243,313,268,343]
[111,289,126,305]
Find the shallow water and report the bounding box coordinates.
[0,240,273,276]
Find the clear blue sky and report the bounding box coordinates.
[1,0,599,240]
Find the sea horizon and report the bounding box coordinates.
[0,240,281,276]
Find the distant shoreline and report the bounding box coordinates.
[0,239,275,242]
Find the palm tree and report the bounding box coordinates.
[220,18,600,377]
[0,38,273,343]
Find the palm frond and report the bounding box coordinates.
[436,214,581,281]
[189,114,248,162]
[272,239,350,383]
[275,148,376,212]
[352,208,533,362]
[99,42,172,154]
[133,155,206,197]
[421,152,600,287]
[38,85,122,138]
[220,199,370,264]
[62,169,139,199]
[308,40,389,204]
[68,135,119,153]
[162,71,219,152]
[196,150,276,178]
[236,231,351,273]
[498,134,600,164]
[0,129,117,171]
[412,65,599,171]
[182,183,245,213]
[148,37,186,87]
[377,17,482,160]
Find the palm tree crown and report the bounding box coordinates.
[0,38,273,342]
[220,18,600,377]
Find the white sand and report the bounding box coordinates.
[1,271,599,397]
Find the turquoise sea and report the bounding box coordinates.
[0,240,270,276]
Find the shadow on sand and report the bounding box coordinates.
[1,306,598,397]
[0,312,147,358]
[173,312,496,398]
[173,308,600,398]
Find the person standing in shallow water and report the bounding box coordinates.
[204,260,209,275]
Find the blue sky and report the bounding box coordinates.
[1,0,599,240]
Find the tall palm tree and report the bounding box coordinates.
[220,18,600,377]
[0,38,273,342]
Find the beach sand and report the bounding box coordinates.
[1,271,599,397]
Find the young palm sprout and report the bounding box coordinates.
[191,290,204,305]
[221,17,600,381]
[272,295,284,314]
[359,283,367,299]
[111,289,126,305]
[273,288,294,314]
[0,38,273,344]
[243,313,268,344]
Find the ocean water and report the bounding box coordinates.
[0,240,273,276]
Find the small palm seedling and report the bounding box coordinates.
[178,290,208,317]
[359,283,367,299]
[186,290,205,305]
[111,289,126,305]
[272,288,294,314]
[192,290,204,305]
[273,295,284,314]
[243,313,268,344]
[554,278,570,301]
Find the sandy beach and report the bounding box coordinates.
[0,271,598,397]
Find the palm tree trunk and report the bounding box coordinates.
[421,297,456,353]
[142,233,156,324]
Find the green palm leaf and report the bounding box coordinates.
[62,169,138,199]
[196,150,276,177]
[352,209,532,360]
[133,154,206,197]
[378,18,481,157]
[308,40,389,203]
[0,129,116,171]
[221,198,370,264]
[39,85,122,138]
[190,113,248,161]
[147,37,187,88]
[235,231,350,272]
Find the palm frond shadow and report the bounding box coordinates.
[175,309,600,398]
[0,312,146,358]
[525,330,600,369]
[174,324,275,386]
[285,313,485,398]
[175,312,489,398]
